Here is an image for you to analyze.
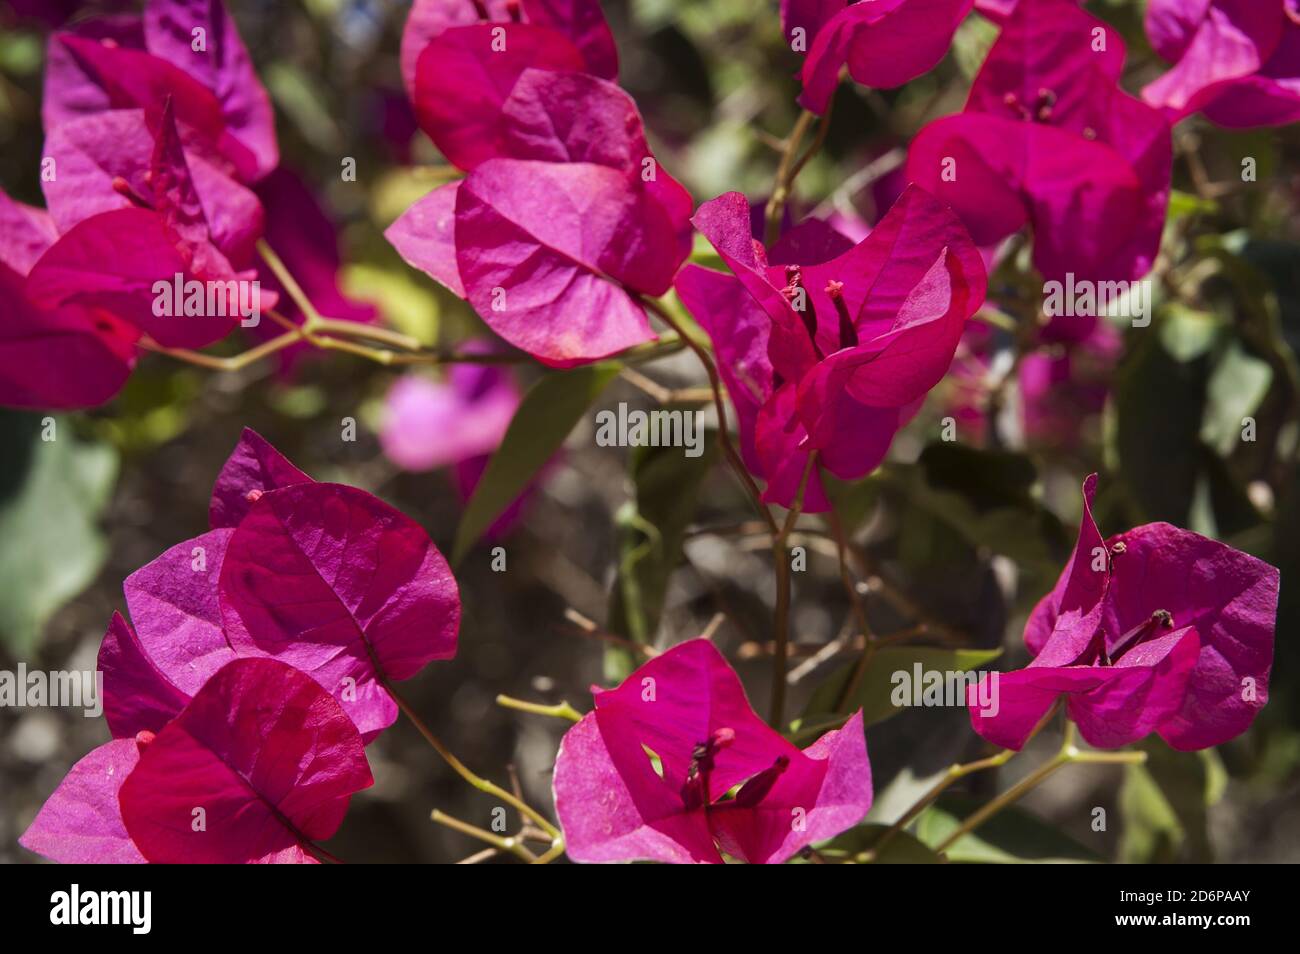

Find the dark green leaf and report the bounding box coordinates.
[453,363,621,563]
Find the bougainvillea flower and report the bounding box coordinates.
[207,429,401,737]
[41,108,264,263]
[1143,0,1300,128]
[943,317,1119,448]
[403,0,617,168]
[1017,321,1120,448]
[0,188,138,410]
[43,0,278,182]
[26,102,263,349]
[675,185,985,511]
[103,429,447,741]
[791,0,975,114]
[216,433,460,732]
[553,639,872,864]
[381,363,519,472]
[969,475,1278,751]
[118,658,373,864]
[388,69,691,366]
[18,739,146,864]
[907,0,1172,283]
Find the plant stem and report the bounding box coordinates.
[931,721,1146,854]
[431,809,538,863]
[382,679,561,840]
[532,841,567,864]
[769,453,817,729]
[639,295,778,535]
[495,694,584,723]
[137,327,308,371]
[765,109,820,245]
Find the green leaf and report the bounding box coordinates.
[817,824,941,864]
[1201,341,1272,455]
[0,414,117,657]
[871,447,1067,578]
[1119,741,1226,863]
[606,432,717,680]
[452,363,621,563]
[1113,329,1208,524]
[800,646,1003,730]
[917,796,1103,864]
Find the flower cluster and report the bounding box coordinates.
[20,430,461,863]
[1,0,370,408]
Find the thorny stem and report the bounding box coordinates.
[769,453,818,729]
[495,694,584,723]
[431,809,539,863]
[381,678,561,841]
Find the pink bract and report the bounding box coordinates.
[388,69,692,366]
[792,0,976,114]
[43,0,278,182]
[26,101,261,349]
[969,475,1278,751]
[217,478,460,715]
[1143,0,1300,128]
[907,0,1172,283]
[0,188,137,410]
[18,739,146,865]
[118,658,373,864]
[553,639,873,864]
[676,185,985,511]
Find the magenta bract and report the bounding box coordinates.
[118,658,373,864]
[676,185,986,511]
[44,0,278,182]
[793,0,976,114]
[217,479,460,733]
[907,0,1172,283]
[388,69,691,366]
[400,0,617,97]
[27,102,261,349]
[18,739,146,865]
[1143,0,1300,128]
[969,475,1279,751]
[0,188,137,410]
[553,639,873,864]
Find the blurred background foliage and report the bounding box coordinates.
[2,0,1299,863]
